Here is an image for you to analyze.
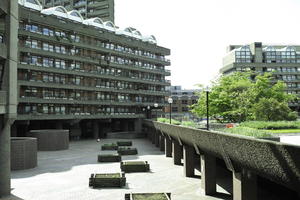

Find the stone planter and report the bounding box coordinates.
[117,147,138,155]
[125,193,171,200]
[89,173,126,188]
[98,154,121,162]
[28,129,69,151]
[11,137,37,170]
[117,141,133,146]
[120,161,150,172]
[101,143,118,150]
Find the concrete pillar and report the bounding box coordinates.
[151,129,155,144]
[56,121,63,129]
[155,131,160,147]
[0,118,13,196]
[183,145,195,177]
[93,121,99,139]
[172,139,182,165]
[134,119,142,133]
[0,0,18,196]
[165,136,172,157]
[201,154,216,195]
[159,135,165,151]
[232,170,257,200]
[10,121,17,137]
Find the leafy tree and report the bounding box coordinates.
[191,72,297,122]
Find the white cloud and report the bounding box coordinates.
[115,0,300,89]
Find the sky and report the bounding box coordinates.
[115,0,300,89]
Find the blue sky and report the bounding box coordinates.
[115,0,300,89]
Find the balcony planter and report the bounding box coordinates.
[117,141,133,146]
[259,136,280,142]
[89,173,126,188]
[117,147,138,155]
[101,143,118,150]
[98,153,121,162]
[120,161,150,173]
[125,193,171,200]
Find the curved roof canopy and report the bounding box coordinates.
[281,46,296,51]
[104,21,116,32]
[263,46,276,51]
[84,17,104,29]
[18,0,43,11]
[142,35,157,44]
[41,6,69,19]
[67,10,84,23]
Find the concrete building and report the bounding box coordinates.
[38,0,114,22]
[0,0,170,196]
[165,86,199,121]
[221,42,300,111]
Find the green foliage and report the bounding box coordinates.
[240,121,300,129]
[221,127,272,138]
[181,121,197,128]
[252,98,297,121]
[157,118,181,125]
[191,72,297,122]
[266,129,300,134]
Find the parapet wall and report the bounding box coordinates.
[143,120,300,192]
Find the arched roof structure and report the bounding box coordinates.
[18,0,43,11]
[142,35,157,44]
[104,21,116,32]
[41,6,69,19]
[67,10,84,23]
[84,17,104,29]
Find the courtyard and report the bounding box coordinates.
[4,139,230,200]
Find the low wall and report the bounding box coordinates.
[143,120,300,192]
[28,129,69,151]
[11,137,37,170]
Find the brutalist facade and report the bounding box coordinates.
[221,42,300,111]
[0,0,170,196]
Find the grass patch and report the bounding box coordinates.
[220,127,272,138]
[266,129,300,134]
[157,118,181,125]
[132,193,168,200]
[240,121,300,130]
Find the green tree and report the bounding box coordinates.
[191,72,297,122]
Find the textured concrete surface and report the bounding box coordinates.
[2,139,230,200]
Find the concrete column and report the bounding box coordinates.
[155,131,160,147]
[151,130,155,144]
[172,139,182,165]
[159,135,165,151]
[232,170,257,200]
[201,154,216,195]
[183,145,195,177]
[165,136,172,157]
[93,121,99,139]
[134,119,142,133]
[0,118,12,196]
[10,121,17,137]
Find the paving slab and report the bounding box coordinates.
[2,139,230,200]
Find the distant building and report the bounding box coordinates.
[165,86,200,121]
[38,0,114,22]
[221,42,300,111]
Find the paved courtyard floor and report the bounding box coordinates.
[3,138,230,200]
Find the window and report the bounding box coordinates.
[172,107,178,112]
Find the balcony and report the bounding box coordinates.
[87,1,108,9]
[0,90,7,114]
[17,113,144,120]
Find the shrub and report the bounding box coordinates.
[181,121,197,128]
[239,121,300,130]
